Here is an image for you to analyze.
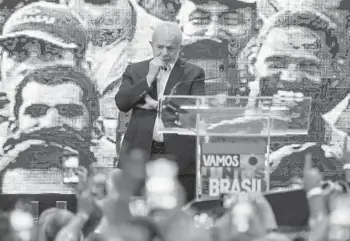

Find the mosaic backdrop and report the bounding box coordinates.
[0,0,349,194]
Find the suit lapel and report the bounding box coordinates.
[163,59,185,95]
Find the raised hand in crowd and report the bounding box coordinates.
[74,166,89,196]
[123,149,148,195]
[303,153,332,241]
[37,208,75,241]
[341,135,350,183]
[54,189,96,241]
[55,164,110,241]
[91,149,150,240]
[302,154,327,227]
[213,192,280,241]
[89,165,109,201]
[92,169,139,240]
[303,154,323,193]
[143,158,211,241]
[161,210,212,241]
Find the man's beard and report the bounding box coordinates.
[258,74,324,98]
[257,74,331,142]
[206,74,325,135]
[182,25,250,46]
[1,58,78,120]
[0,126,97,193]
[181,39,229,59]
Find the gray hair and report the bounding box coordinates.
[151,22,183,44]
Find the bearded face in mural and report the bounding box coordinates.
[0,66,99,193]
[0,2,89,135]
[250,10,338,97]
[176,0,255,44]
[221,9,349,187]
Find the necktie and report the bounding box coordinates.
[153,66,170,142]
[157,66,170,99]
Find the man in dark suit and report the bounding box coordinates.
[115,22,205,202]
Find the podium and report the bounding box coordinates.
[158,95,312,200]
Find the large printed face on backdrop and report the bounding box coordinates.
[248,10,350,186]
[0,66,98,194]
[255,27,323,91]
[254,25,334,97]
[0,1,90,106]
[176,0,255,43]
[0,37,78,117]
[17,82,90,134]
[174,0,256,96]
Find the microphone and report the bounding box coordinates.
[164,77,218,115]
[160,77,220,127]
[169,76,220,95]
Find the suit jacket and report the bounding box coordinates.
[115,58,205,175]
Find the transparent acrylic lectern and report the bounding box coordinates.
[157,95,312,200]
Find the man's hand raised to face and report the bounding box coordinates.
[303,153,323,192]
[136,95,158,110]
[147,54,166,86]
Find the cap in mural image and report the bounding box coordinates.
[136,0,182,21]
[256,0,350,25]
[0,66,100,194]
[0,1,87,55]
[0,1,89,125]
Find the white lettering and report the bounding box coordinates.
[220,179,231,194]
[202,154,240,167]
[203,155,212,166]
[241,179,251,191]
[209,179,220,196]
[208,178,262,196]
[231,179,241,192]
[216,155,226,166]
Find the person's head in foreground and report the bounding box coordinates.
[37,208,75,241]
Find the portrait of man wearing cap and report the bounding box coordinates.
[0,65,99,194]
[237,8,347,187]
[0,1,89,114]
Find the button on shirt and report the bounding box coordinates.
[153,63,175,142]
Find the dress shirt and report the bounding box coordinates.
[153,62,175,142]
